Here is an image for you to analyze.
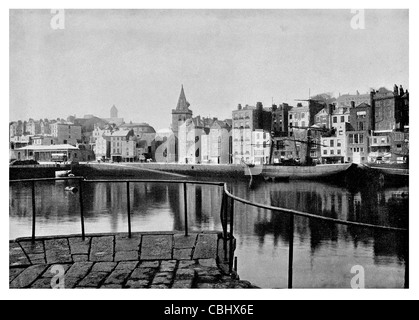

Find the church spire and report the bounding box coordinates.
[176,85,190,111]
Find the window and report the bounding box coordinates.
[289,114,293,120]
[397,144,402,149]
[63,139,67,144]
[330,140,334,147]
[331,150,334,155]
[333,117,337,123]
[359,134,364,144]
[301,121,305,127]
[337,139,341,147]
[394,133,404,141]
[341,116,345,123]
[354,134,359,144]
[374,138,378,144]
[323,150,327,155]
[360,148,364,152]
[358,122,364,131]
[302,113,305,119]
[337,150,341,155]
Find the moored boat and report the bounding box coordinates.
[261,163,355,180]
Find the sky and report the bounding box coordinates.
[9,9,409,130]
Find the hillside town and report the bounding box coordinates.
[9,84,409,167]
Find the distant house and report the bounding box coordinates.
[110,129,136,162]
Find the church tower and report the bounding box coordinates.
[170,85,193,162]
[110,105,118,118]
[171,85,193,135]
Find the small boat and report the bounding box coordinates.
[55,170,72,178]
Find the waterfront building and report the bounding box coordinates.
[12,144,94,162]
[321,127,348,164]
[369,85,409,162]
[178,116,208,164]
[346,102,373,164]
[252,129,271,165]
[209,120,232,164]
[50,121,82,145]
[346,130,368,164]
[94,134,112,160]
[110,129,136,162]
[31,135,56,146]
[271,103,291,137]
[119,122,157,160]
[201,130,210,163]
[232,102,271,164]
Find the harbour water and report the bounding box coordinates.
[9,177,408,288]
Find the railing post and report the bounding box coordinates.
[220,190,228,261]
[183,182,188,237]
[31,180,36,243]
[404,230,409,289]
[78,178,85,241]
[126,181,132,238]
[229,197,235,273]
[288,213,295,289]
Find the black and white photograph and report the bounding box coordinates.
[5,2,416,302]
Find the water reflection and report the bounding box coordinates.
[9,177,408,288]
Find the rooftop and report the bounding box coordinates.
[15,144,79,151]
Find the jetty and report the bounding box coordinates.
[9,231,256,289]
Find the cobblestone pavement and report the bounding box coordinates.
[9,232,257,289]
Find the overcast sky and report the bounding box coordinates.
[10,9,409,130]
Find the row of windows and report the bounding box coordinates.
[323,139,342,147]
[348,133,364,144]
[323,149,342,155]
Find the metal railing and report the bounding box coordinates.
[222,185,409,289]
[10,176,408,288]
[9,176,227,241]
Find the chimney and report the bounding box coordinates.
[256,102,263,111]
[350,101,355,108]
[394,84,399,95]
[328,104,334,115]
[399,85,405,96]
[237,104,242,110]
[297,103,303,108]
[271,104,278,111]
